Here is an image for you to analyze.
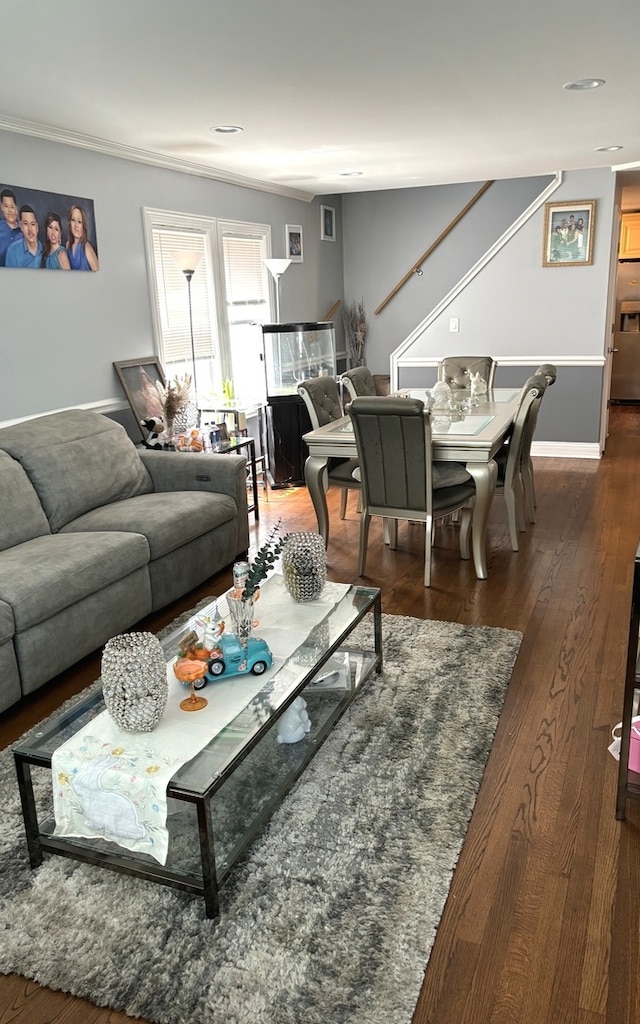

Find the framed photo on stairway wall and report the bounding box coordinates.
[542,199,596,267]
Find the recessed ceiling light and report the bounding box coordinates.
[338,169,363,177]
[211,125,243,134]
[563,78,605,91]
[595,145,623,152]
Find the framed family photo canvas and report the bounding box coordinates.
[542,199,596,267]
[320,204,336,241]
[285,224,303,262]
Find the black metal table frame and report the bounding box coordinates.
[13,589,382,919]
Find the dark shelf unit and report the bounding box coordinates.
[616,541,640,818]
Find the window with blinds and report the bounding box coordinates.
[219,223,270,405]
[143,208,272,406]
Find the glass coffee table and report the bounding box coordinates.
[13,584,381,919]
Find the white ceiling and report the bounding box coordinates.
[2,0,640,202]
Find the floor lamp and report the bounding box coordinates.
[172,250,203,414]
[264,258,292,323]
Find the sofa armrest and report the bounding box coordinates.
[139,450,248,511]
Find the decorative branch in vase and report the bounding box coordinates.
[342,299,368,367]
[240,520,288,600]
[154,374,192,441]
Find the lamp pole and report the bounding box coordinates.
[181,267,198,410]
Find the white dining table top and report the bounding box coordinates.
[303,388,520,465]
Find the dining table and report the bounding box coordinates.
[301,387,521,580]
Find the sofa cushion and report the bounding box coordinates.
[0,410,152,532]
[0,532,150,631]
[0,451,51,552]
[59,491,237,559]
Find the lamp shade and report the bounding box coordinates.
[172,250,203,274]
[264,258,292,279]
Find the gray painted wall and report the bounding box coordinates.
[0,130,344,422]
[342,168,616,445]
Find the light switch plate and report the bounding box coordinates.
[449,317,460,333]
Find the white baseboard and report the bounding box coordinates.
[531,441,601,460]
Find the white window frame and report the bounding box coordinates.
[142,207,273,405]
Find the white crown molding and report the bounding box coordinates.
[0,115,315,203]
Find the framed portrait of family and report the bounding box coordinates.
[0,181,99,271]
[542,199,596,267]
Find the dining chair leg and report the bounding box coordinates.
[387,518,398,550]
[459,507,472,560]
[339,488,348,519]
[521,459,536,523]
[357,513,371,576]
[423,514,433,586]
[504,487,520,551]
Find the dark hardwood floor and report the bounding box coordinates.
[1,405,639,1024]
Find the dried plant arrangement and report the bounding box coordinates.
[342,299,368,367]
[154,374,192,433]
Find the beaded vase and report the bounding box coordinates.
[282,531,327,602]
[101,632,168,732]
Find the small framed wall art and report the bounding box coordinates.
[542,199,596,267]
[320,204,336,241]
[285,224,303,262]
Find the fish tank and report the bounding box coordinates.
[261,322,336,396]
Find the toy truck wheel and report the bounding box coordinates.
[251,660,268,675]
[208,659,225,676]
[193,676,208,690]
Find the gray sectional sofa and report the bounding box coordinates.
[0,409,249,713]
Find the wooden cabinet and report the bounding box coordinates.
[619,213,640,259]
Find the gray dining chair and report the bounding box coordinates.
[340,366,377,405]
[520,364,557,522]
[348,396,476,586]
[438,355,497,390]
[298,376,361,520]
[494,374,548,550]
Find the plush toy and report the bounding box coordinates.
[140,417,169,449]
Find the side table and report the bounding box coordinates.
[212,435,260,522]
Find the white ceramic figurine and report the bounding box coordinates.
[277,696,311,744]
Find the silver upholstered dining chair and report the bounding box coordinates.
[438,355,497,390]
[520,364,557,522]
[340,366,377,405]
[348,396,476,586]
[493,374,548,550]
[298,376,361,520]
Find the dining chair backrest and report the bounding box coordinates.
[504,374,548,485]
[520,367,555,523]
[348,396,476,586]
[535,363,557,386]
[494,374,547,551]
[349,396,435,514]
[298,376,343,429]
[341,366,377,403]
[438,355,497,390]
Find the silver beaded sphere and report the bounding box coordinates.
[282,531,326,602]
[101,632,168,732]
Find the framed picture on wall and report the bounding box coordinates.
[285,224,303,262]
[320,204,336,241]
[542,199,596,267]
[113,357,166,440]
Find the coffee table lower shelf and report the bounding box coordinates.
[14,593,381,919]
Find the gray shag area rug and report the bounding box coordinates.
[0,609,521,1024]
